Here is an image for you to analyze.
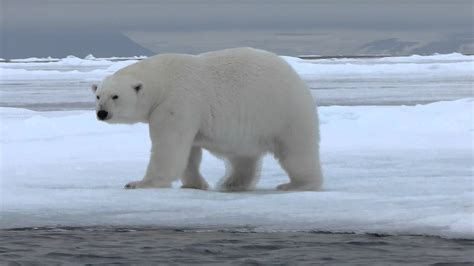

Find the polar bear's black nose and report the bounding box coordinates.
[97,110,108,120]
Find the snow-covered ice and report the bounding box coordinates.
[1,99,472,239]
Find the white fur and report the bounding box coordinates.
[93,47,323,191]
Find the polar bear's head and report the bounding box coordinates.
[91,74,149,124]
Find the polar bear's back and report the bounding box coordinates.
[200,47,305,95]
[199,47,313,112]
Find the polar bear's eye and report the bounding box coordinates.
[112,95,119,100]
[96,95,100,100]
[133,84,142,92]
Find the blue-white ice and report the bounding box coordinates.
[0,53,473,239]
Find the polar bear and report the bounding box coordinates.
[92,47,323,191]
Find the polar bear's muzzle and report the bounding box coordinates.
[97,110,109,121]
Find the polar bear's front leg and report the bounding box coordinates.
[125,146,184,189]
[125,108,198,189]
[125,139,193,189]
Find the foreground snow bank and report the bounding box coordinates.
[0,100,473,239]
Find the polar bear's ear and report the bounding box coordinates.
[133,83,143,93]
[91,84,98,93]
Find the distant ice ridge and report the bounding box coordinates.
[1,54,147,63]
[1,53,472,81]
[1,99,472,239]
[282,53,474,79]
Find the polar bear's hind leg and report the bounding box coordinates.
[275,130,323,191]
[219,156,261,192]
[181,147,209,190]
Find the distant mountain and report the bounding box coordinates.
[125,30,474,57]
[1,31,153,59]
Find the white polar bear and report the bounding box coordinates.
[92,47,323,191]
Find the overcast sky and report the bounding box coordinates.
[1,0,473,58]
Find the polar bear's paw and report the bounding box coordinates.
[276,182,321,191]
[181,180,209,190]
[124,180,148,189]
[124,180,171,189]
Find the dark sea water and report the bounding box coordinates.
[1,227,473,265]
